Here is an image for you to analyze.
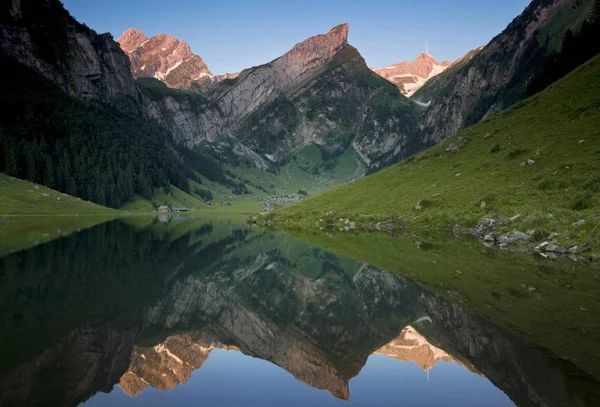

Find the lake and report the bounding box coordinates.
[1,216,599,406]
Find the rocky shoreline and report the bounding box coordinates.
[248,213,598,263]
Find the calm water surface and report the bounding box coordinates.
[1,217,599,406]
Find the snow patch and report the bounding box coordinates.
[164,60,183,76]
[413,99,431,108]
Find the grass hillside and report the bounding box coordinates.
[0,173,115,215]
[269,55,600,251]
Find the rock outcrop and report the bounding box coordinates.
[0,0,136,102]
[373,52,452,96]
[117,28,237,91]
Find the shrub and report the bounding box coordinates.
[490,144,501,153]
[571,191,594,210]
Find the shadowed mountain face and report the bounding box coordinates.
[0,219,599,406]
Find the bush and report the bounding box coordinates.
[571,191,594,210]
[490,144,501,153]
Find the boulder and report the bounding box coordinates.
[497,231,530,244]
[572,220,585,228]
[483,235,495,243]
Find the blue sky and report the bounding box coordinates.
[61,0,530,74]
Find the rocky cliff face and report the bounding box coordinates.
[0,0,136,103]
[373,52,452,96]
[413,0,591,145]
[141,23,422,170]
[117,28,237,91]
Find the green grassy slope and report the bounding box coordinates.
[0,173,115,215]
[270,55,600,251]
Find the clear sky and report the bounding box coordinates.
[61,0,530,74]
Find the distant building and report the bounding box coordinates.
[157,205,169,212]
[172,207,189,212]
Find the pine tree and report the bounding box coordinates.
[4,146,19,176]
[25,146,37,181]
[44,156,55,188]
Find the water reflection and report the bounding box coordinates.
[0,218,599,406]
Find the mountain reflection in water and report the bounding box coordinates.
[0,218,598,407]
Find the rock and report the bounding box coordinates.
[452,224,461,235]
[483,235,495,243]
[509,214,521,222]
[546,252,558,260]
[526,229,536,236]
[568,244,590,254]
[497,231,530,244]
[520,161,526,167]
[445,137,469,152]
[527,285,536,292]
[579,139,585,144]
[572,220,585,228]
[34,185,40,189]
[545,244,566,254]
[414,202,422,210]
[56,197,61,201]
[42,193,50,197]
[479,201,486,208]
[535,241,549,251]
[348,221,356,230]
[499,243,508,248]
[455,173,462,177]
[547,232,559,240]
[526,159,535,165]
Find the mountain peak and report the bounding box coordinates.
[327,23,349,38]
[372,50,460,97]
[117,30,227,90]
[415,52,436,62]
[117,28,148,53]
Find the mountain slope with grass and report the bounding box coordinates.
[0,173,115,215]
[268,54,600,252]
[413,0,595,145]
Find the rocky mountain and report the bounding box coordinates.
[413,0,594,145]
[0,0,135,103]
[372,52,452,97]
[141,23,423,172]
[117,28,238,91]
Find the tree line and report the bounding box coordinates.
[0,57,190,208]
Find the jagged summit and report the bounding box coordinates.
[372,51,453,96]
[117,28,238,91]
[117,28,148,53]
[274,23,349,78]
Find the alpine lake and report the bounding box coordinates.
[1,214,599,407]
